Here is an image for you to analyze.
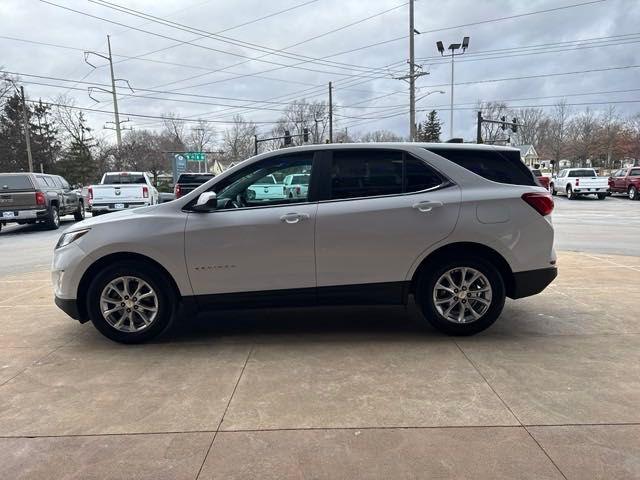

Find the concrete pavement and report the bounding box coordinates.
[0,251,639,479]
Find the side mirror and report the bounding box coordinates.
[193,192,217,212]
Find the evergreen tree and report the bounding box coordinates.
[54,112,97,186]
[0,93,29,172]
[417,110,442,142]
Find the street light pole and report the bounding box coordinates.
[436,37,469,139]
[409,0,416,141]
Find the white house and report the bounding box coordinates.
[515,145,539,167]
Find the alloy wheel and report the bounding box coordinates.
[100,276,159,332]
[432,267,493,324]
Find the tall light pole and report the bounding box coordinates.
[436,36,469,139]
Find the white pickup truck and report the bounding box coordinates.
[89,172,159,215]
[246,174,285,202]
[550,168,609,200]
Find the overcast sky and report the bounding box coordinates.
[2,0,639,144]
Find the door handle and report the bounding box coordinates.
[412,200,443,213]
[280,213,309,224]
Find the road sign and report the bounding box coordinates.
[182,152,206,162]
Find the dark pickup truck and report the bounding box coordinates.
[609,167,640,200]
[174,173,214,199]
[0,173,85,232]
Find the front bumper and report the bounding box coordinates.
[510,266,558,299]
[54,296,87,322]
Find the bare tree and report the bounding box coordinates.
[510,107,545,146]
[547,100,571,173]
[162,113,186,148]
[359,129,404,142]
[597,105,622,170]
[477,101,510,143]
[567,108,597,167]
[222,115,257,163]
[188,119,216,152]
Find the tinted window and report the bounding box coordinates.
[405,157,443,192]
[35,176,48,188]
[331,150,403,200]
[427,147,536,186]
[103,174,147,184]
[58,176,70,189]
[177,174,214,184]
[630,169,640,176]
[531,169,542,177]
[569,169,597,177]
[49,176,63,187]
[0,175,33,190]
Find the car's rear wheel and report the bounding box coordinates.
[416,258,505,336]
[86,261,175,343]
[597,193,607,200]
[74,202,85,221]
[45,205,60,229]
[629,186,638,201]
[566,186,575,200]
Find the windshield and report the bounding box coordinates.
[569,169,597,177]
[0,175,33,190]
[103,174,146,184]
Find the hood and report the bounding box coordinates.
[72,205,162,230]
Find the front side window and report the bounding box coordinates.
[213,153,314,209]
[330,150,443,201]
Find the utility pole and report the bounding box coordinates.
[328,82,333,143]
[18,86,34,173]
[394,0,428,141]
[106,35,122,147]
[85,36,133,148]
[409,0,416,141]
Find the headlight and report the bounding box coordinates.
[55,228,90,249]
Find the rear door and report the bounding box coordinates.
[314,149,460,301]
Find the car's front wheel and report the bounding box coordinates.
[86,261,175,343]
[416,258,505,336]
[74,202,85,221]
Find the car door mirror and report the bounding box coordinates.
[193,191,217,212]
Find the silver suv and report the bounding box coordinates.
[52,143,557,343]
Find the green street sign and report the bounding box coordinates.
[182,152,206,162]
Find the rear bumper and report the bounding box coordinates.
[510,267,557,299]
[573,188,608,193]
[54,296,87,322]
[0,208,47,223]
[91,202,149,212]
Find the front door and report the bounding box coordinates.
[315,149,460,302]
[185,152,318,305]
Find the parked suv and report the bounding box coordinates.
[0,173,84,231]
[52,143,557,343]
[608,167,640,200]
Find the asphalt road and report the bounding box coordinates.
[1,195,638,275]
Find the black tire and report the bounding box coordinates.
[597,193,607,200]
[415,257,506,336]
[74,202,85,221]
[566,185,575,200]
[45,205,60,230]
[86,261,176,344]
[629,186,639,201]
[550,183,557,196]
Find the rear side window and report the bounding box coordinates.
[103,174,147,184]
[569,169,597,177]
[177,174,214,184]
[630,169,640,176]
[0,175,33,190]
[330,150,443,200]
[427,148,536,186]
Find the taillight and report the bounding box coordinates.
[143,186,149,198]
[35,191,46,206]
[575,178,580,186]
[522,192,554,216]
[174,184,182,199]
[88,187,93,200]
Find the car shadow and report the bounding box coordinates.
[0,217,77,237]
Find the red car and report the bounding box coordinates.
[531,169,550,190]
[609,167,640,200]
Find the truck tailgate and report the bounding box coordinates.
[576,178,608,188]
[92,185,144,202]
[0,191,38,211]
